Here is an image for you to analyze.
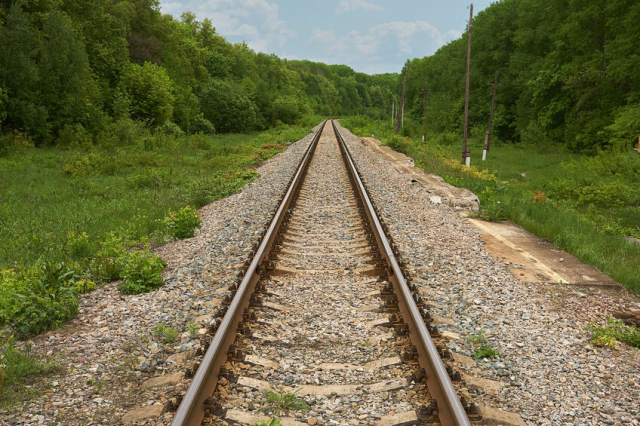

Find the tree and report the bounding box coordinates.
[0,4,47,140]
[115,62,175,126]
[39,10,90,137]
[199,80,257,133]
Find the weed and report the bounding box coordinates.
[253,419,281,426]
[257,389,309,417]
[118,249,166,294]
[0,262,80,338]
[466,329,487,344]
[471,346,500,359]
[186,321,199,339]
[87,378,106,394]
[0,335,59,398]
[152,322,180,344]
[164,206,201,239]
[586,318,640,349]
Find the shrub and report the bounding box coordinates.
[118,249,166,294]
[91,232,126,282]
[1,261,80,338]
[189,117,216,135]
[106,119,149,147]
[66,231,93,260]
[152,322,180,344]
[586,318,640,349]
[115,62,175,127]
[258,389,309,417]
[58,123,93,149]
[158,122,185,137]
[199,80,257,133]
[471,346,500,359]
[164,206,201,239]
[62,153,99,177]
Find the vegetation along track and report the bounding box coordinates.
[171,120,481,425]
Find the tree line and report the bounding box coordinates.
[0,0,396,146]
[400,0,640,153]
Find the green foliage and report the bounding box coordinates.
[258,389,309,417]
[62,153,99,177]
[91,232,127,282]
[164,206,201,239]
[189,117,216,135]
[466,329,487,344]
[39,10,90,137]
[186,321,199,338]
[0,261,80,338]
[158,122,185,137]
[115,62,175,127]
[471,346,500,360]
[586,318,640,349]
[152,322,180,344]
[0,335,59,398]
[199,80,257,133]
[398,0,640,153]
[254,419,281,426]
[118,249,166,295]
[58,123,93,150]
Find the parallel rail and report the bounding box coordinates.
[332,121,471,426]
[171,119,472,426]
[171,120,327,426]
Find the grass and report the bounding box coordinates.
[257,389,309,417]
[0,123,311,269]
[0,335,60,406]
[586,318,640,349]
[341,115,640,294]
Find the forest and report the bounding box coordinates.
[400,0,640,154]
[0,0,396,148]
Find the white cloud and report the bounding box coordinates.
[309,20,459,73]
[309,29,337,44]
[159,0,295,52]
[335,0,383,14]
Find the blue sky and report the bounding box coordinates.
[159,0,490,75]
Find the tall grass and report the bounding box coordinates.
[0,121,311,268]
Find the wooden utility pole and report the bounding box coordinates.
[483,71,501,160]
[422,82,429,142]
[396,60,410,135]
[462,4,473,166]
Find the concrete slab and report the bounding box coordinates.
[468,218,621,288]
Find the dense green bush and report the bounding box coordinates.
[199,80,257,133]
[158,122,185,137]
[189,117,216,135]
[58,123,93,149]
[118,249,166,294]
[164,206,201,239]
[91,232,127,282]
[115,62,175,127]
[61,153,99,177]
[0,261,80,338]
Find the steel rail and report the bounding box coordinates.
[332,121,471,426]
[171,120,327,426]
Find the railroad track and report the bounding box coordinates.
[171,120,481,425]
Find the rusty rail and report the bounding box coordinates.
[332,121,471,426]
[170,120,327,426]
